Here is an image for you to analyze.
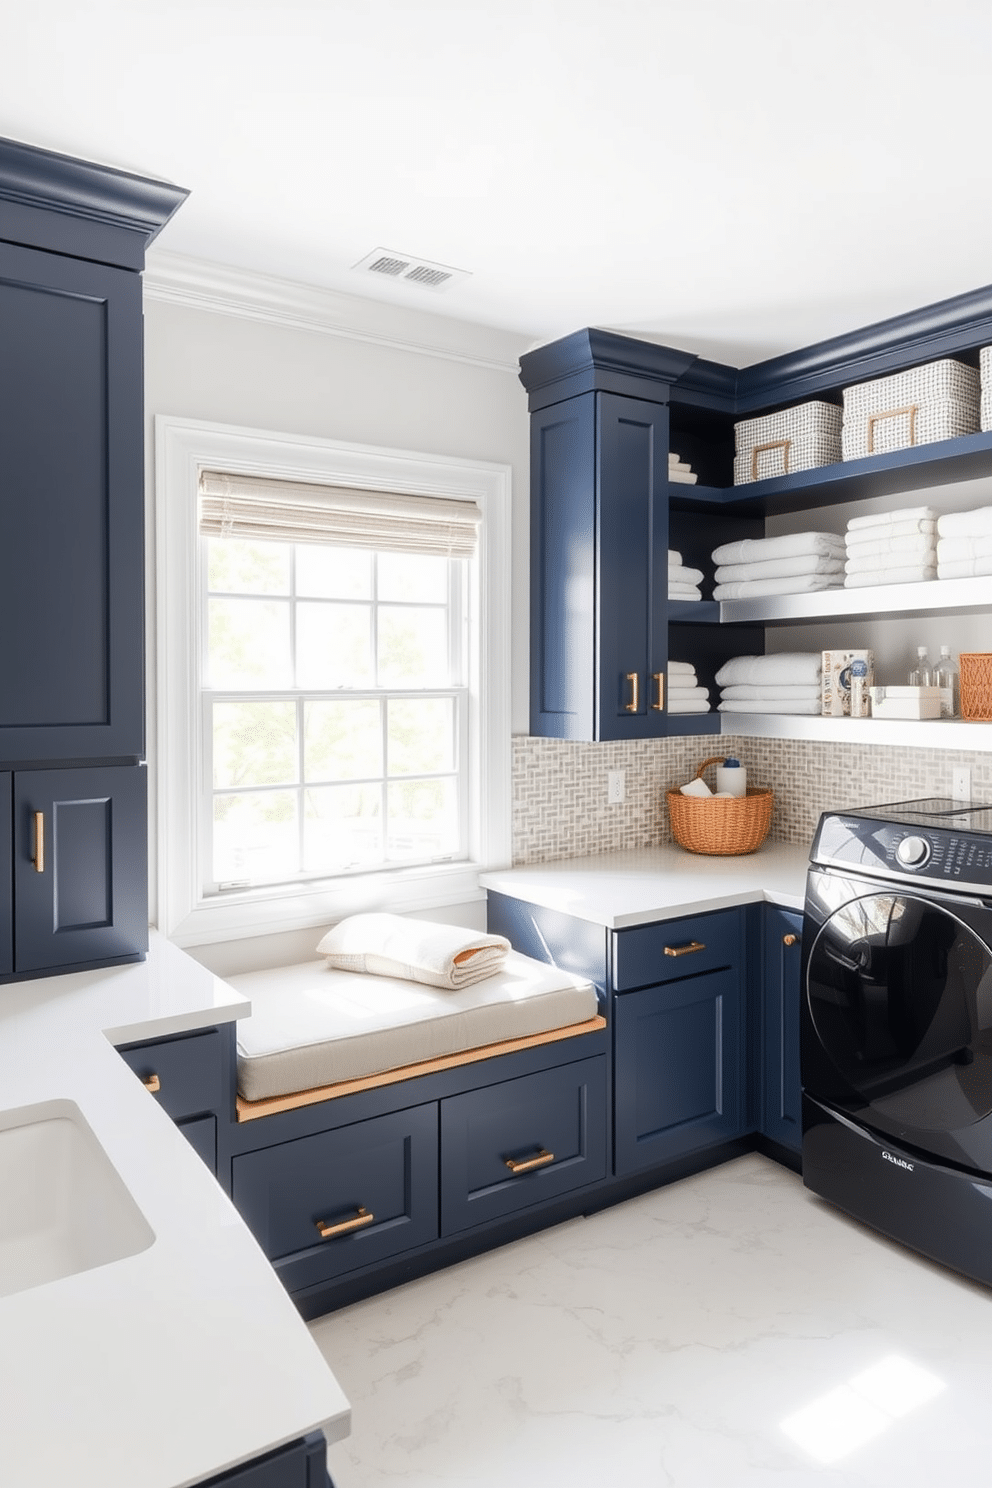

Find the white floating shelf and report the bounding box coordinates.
[718,575,992,627]
[716,712,992,750]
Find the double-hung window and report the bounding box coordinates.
[156,419,511,947]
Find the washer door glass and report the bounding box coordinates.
[807,892,992,1133]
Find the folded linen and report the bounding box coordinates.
[316,913,511,990]
[667,549,683,567]
[718,698,822,715]
[847,505,937,531]
[845,517,937,541]
[714,554,844,583]
[844,533,937,562]
[936,534,992,562]
[713,573,843,600]
[669,584,702,601]
[664,684,709,702]
[668,660,697,677]
[715,653,822,687]
[719,684,822,702]
[668,564,705,586]
[937,555,992,579]
[843,564,937,588]
[936,506,992,538]
[711,532,844,566]
[667,697,711,714]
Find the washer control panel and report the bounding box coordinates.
[813,813,992,890]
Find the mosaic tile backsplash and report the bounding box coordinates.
[511,734,992,864]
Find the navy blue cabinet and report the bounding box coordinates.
[195,1431,332,1487]
[116,1024,232,1175]
[0,773,10,976]
[760,907,803,1155]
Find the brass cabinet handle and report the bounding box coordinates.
[505,1149,555,1175]
[142,1073,161,1094]
[316,1207,375,1240]
[33,811,45,873]
[664,940,706,958]
[625,672,639,713]
[652,672,665,711]
[783,933,799,947]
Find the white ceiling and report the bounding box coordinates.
[6,0,992,365]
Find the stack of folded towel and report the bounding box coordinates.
[316,914,511,990]
[715,653,823,715]
[843,506,937,588]
[667,660,711,715]
[710,533,845,600]
[669,452,697,485]
[668,549,704,601]
[936,505,992,579]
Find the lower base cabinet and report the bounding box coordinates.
[195,1431,331,1487]
[761,907,803,1154]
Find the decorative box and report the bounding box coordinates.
[868,686,941,720]
[821,649,874,717]
[733,401,842,485]
[842,359,979,461]
[979,347,992,432]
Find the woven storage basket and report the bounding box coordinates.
[960,653,992,721]
[842,358,979,460]
[980,347,992,432]
[734,401,842,485]
[667,757,773,856]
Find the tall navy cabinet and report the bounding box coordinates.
[0,137,187,980]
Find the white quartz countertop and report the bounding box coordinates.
[480,842,810,927]
[0,933,350,1488]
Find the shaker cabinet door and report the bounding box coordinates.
[761,907,803,1154]
[0,773,10,976]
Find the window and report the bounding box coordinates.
[156,418,511,946]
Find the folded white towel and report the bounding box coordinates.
[714,554,843,583]
[711,532,844,566]
[668,564,705,586]
[718,698,822,715]
[669,584,702,601]
[937,555,992,579]
[715,653,822,687]
[719,684,822,702]
[845,517,937,541]
[664,684,709,701]
[668,661,697,677]
[847,505,937,531]
[844,533,937,562]
[316,913,511,990]
[667,697,711,714]
[936,506,992,538]
[936,535,992,562]
[843,564,938,588]
[713,573,843,600]
[667,549,683,567]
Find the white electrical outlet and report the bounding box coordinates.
[953,767,971,802]
[607,770,625,805]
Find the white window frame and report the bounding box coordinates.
[155,415,511,947]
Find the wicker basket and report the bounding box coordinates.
[960,653,992,721]
[980,347,992,432]
[667,757,773,856]
[734,401,842,485]
[842,358,979,460]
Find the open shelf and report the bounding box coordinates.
[713,712,992,750]
[714,575,992,627]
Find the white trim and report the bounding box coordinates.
[143,251,531,374]
[156,415,512,947]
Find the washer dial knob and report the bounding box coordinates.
[896,834,931,867]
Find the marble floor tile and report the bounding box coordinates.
[310,1153,992,1486]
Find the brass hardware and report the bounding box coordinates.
[751,437,792,481]
[316,1207,375,1240]
[142,1073,161,1094]
[783,933,799,947]
[664,941,706,958]
[652,672,665,711]
[505,1149,555,1175]
[33,812,44,874]
[867,404,917,453]
[625,672,639,713]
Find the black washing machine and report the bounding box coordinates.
[802,797,992,1286]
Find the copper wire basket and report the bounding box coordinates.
[666,756,773,856]
[960,653,992,721]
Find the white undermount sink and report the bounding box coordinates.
[0,1099,155,1299]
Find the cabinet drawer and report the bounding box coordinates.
[117,1027,226,1123]
[440,1056,607,1236]
[232,1105,438,1283]
[612,908,741,991]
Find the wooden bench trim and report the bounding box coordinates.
[235,1014,608,1122]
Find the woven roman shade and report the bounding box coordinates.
[199,470,481,558]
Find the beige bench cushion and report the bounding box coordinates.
[230,951,599,1102]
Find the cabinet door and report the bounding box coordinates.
[761,907,803,1153]
[0,241,144,762]
[12,764,148,973]
[0,773,10,975]
[194,1431,330,1487]
[614,966,744,1175]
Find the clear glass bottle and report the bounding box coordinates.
[934,645,960,719]
[908,646,933,687]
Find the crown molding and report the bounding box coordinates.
[0,135,187,243]
[142,250,530,373]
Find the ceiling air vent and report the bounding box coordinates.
[352,247,470,293]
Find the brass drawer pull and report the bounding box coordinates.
[783,933,799,947]
[652,672,665,711]
[142,1073,161,1094]
[33,812,45,874]
[316,1207,375,1240]
[625,672,639,713]
[664,941,706,958]
[505,1149,555,1175]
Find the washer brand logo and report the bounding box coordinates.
[882,1150,915,1172]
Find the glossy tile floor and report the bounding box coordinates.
[310,1153,992,1486]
